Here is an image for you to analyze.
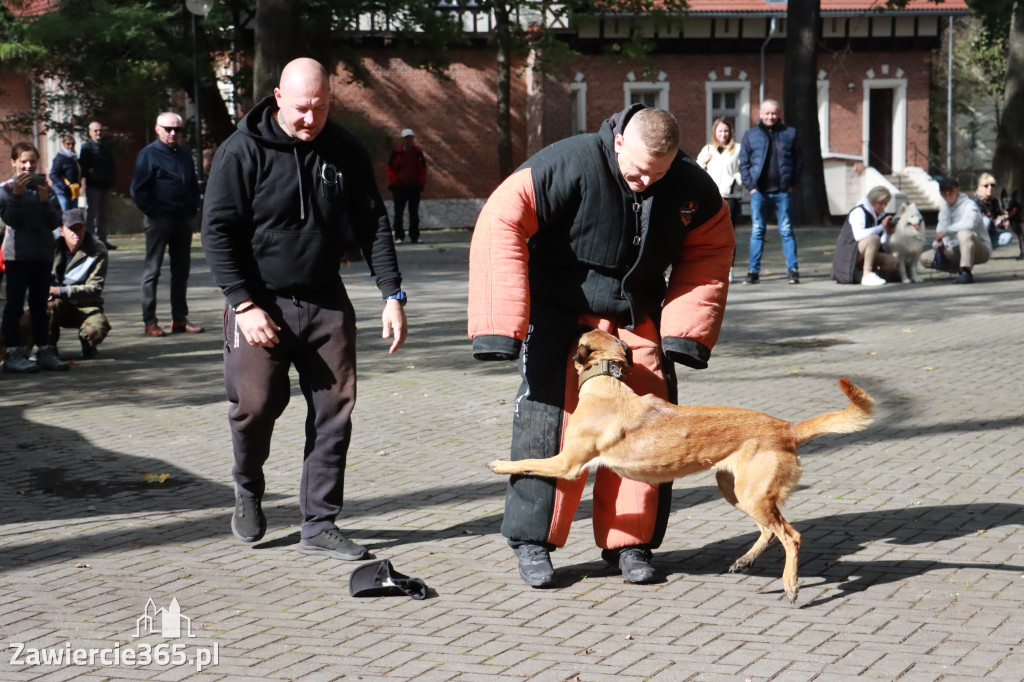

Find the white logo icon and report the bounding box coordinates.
[134,598,196,639]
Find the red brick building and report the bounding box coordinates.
[339,0,969,221]
[2,0,971,225]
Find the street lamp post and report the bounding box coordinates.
[186,0,214,186]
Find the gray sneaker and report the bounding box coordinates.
[36,346,69,371]
[513,543,556,587]
[298,528,367,560]
[3,347,39,374]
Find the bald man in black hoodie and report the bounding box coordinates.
[201,58,407,560]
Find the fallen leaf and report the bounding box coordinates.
[902,328,916,333]
[75,563,90,569]
[142,473,170,484]
[405,365,415,369]
[978,529,987,534]
[923,366,935,371]
[624,634,633,640]
[867,351,876,356]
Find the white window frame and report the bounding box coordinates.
[817,79,830,154]
[624,81,669,110]
[704,80,751,143]
[570,82,587,136]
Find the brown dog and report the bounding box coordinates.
[489,329,875,602]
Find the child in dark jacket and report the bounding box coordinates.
[1,142,68,372]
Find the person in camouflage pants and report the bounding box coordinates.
[47,208,111,358]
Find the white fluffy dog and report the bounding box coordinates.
[885,202,926,283]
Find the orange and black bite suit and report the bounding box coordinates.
[468,104,734,553]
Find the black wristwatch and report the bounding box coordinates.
[386,290,407,306]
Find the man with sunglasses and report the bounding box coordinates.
[201,58,406,561]
[130,112,203,337]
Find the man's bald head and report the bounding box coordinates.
[274,58,331,141]
[155,112,184,148]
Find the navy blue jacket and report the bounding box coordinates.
[738,121,803,191]
[80,140,116,189]
[130,140,200,218]
[49,151,81,201]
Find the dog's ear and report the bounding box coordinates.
[573,342,592,365]
[616,338,634,366]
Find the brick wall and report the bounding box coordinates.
[331,47,932,202]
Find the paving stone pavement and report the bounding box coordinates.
[1,226,1023,681]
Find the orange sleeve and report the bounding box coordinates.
[661,199,734,349]
[468,167,539,341]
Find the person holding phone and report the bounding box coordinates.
[0,141,69,372]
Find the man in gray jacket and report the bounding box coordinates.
[920,176,991,284]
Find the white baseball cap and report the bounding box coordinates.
[401,128,414,138]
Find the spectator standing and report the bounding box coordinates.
[919,176,991,284]
[47,208,111,358]
[80,121,118,250]
[696,117,742,281]
[201,58,407,559]
[1,142,68,372]
[49,134,82,211]
[469,105,733,587]
[385,128,427,244]
[738,99,803,284]
[130,112,203,336]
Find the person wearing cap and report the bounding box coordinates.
[47,208,111,358]
[920,176,991,284]
[201,58,407,561]
[130,111,204,337]
[385,128,428,244]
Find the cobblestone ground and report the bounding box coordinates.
[1,226,1022,681]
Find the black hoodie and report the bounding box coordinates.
[201,96,401,308]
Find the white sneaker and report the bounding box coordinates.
[861,272,887,286]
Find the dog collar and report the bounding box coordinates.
[578,360,627,388]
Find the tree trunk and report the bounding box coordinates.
[993,2,1024,198]
[494,2,514,179]
[254,0,299,100]
[783,0,829,225]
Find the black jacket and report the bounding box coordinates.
[201,96,401,307]
[80,140,116,189]
[130,140,200,218]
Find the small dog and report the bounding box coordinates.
[884,202,925,282]
[1000,189,1023,259]
[489,329,875,603]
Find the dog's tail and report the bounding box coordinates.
[792,378,874,445]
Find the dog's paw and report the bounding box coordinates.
[488,460,512,474]
[728,558,753,574]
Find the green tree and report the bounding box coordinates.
[0,0,464,149]
[992,1,1024,197]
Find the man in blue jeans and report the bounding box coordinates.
[739,99,803,284]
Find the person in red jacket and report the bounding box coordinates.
[385,129,427,244]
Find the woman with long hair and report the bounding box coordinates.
[696,117,742,279]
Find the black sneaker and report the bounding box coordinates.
[231,493,266,543]
[953,269,974,284]
[103,241,118,250]
[298,528,367,560]
[512,543,556,588]
[787,269,800,284]
[603,547,657,584]
[744,271,759,285]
